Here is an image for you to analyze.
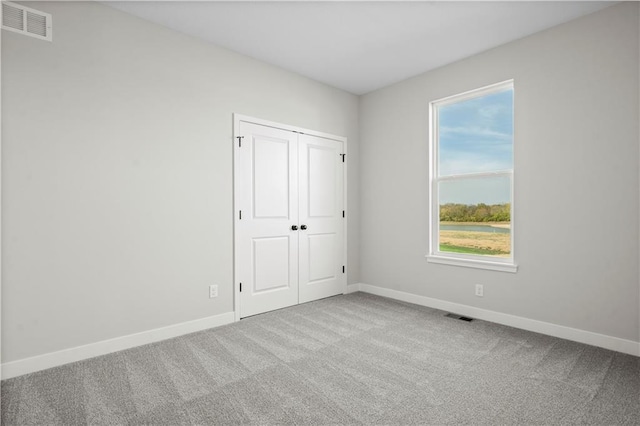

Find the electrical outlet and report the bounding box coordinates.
[209,285,218,299]
[475,284,484,297]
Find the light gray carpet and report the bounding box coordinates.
[2,292,639,425]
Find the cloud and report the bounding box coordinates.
[439,155,512,176]
[478,104,509,119]
[440,126,512,141]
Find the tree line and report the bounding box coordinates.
[440,203,510,222]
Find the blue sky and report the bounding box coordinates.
[438,88,513,204]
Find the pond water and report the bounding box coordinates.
[440,224,510,234]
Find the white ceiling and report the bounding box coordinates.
[107,1,616,95]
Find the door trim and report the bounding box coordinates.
[233,114,348,322]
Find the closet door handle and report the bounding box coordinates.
[300,225,307,230]
[291,225,298,231]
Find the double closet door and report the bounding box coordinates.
[235,119,346,318]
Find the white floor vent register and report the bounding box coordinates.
[2,1,52,41]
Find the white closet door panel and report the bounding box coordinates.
[253,137,290,218]
[299,134,345,304]
[252,236,290,292]
[308,233,337,282]
[308,145,336,217]
[238,122,298,318]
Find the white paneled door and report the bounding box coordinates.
[235,119,345,318]
[298,134,345,304]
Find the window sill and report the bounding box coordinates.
[426,254,518,273]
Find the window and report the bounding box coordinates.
[427,80,517,273]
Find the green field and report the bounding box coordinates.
[439,244,506,256]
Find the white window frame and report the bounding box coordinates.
[426,80,518,273]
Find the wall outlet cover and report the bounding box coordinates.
[209,285,218,298]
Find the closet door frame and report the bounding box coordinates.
[232,114,348,322]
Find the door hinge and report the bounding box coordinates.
[340,153,346,163]
[239,210,242,220]
[237,136,244,147]
[342,266,345,274]
[239,282,242,292]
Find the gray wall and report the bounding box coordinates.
[359,2,639,342]
[1,1,359,362]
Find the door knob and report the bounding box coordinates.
[291,225,298,231]
[300,224,307,230]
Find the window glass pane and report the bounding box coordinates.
[438,176,511,257]
[438,88,513,176]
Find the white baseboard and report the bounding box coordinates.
[4,285,637,380]
[351,283,640,357]
[1,311,235,380]
[345,283,361,294]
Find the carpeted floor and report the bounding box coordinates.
[1,292,639,425]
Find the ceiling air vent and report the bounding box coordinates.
[2,1,52,41]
